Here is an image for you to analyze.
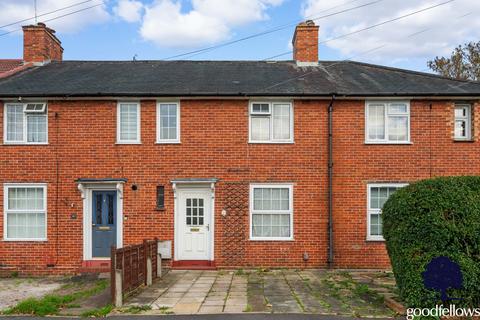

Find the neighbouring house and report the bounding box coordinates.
[1,21,480,275]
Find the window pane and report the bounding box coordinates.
[27,115,47,143]
[387,116,408,141]
[389,103,407,114]
[7,212,45,239]
[370,213,382,236]
[252,103,269,113]
[273,104,290,140]
[8,187,44,210]
[6,105,24,142]
[368,104,385,140]
[455,120,467,138]
[159,104,178,140]
[119,104,138,141]
[252,213,290,238]
[251,116,270,141]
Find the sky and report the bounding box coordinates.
[1,0,479,72]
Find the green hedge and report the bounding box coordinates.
[382,176,480,308]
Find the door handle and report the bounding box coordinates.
[206,224,210,231]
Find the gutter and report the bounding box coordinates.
[327,94,335,268]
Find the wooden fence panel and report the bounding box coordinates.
[111,238,159,304]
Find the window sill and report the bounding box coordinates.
[3,142,49,145]
[115,142,142,145]
[155,207,166,211]
[249,141,294,144]
[366,237,385,242]
[364,141,412,145]
[453,139,475,143]
[156,141,181,144]
[249,238,294,242]
[3,238,47,242]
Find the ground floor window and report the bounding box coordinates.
[250,184,293,240]
[4,184,47,241]
[367,183,407,241]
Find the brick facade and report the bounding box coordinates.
[1,98,478,274]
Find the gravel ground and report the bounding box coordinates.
[0,277,65,311]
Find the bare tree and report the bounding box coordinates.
[428,42,480,81]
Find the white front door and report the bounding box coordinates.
[177,189,212,260]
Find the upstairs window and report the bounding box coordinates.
[4,103,48,144]
[157,102,180,143]
[249,102,293,143]
[117,102,140,144]
[454,104,472,140]
[366,101,410,143]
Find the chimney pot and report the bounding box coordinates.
[22,23,63,65]
[292,20,319,66]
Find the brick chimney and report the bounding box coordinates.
[292,20,319,66]
[22,23,63,65]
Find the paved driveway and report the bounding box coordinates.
[124,269,397,317]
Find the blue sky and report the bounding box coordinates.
[1,0,479,72]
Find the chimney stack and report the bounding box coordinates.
[22,23,63,65]
[292,20,319,66]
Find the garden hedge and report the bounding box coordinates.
[382,176,480,308]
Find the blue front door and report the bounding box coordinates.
[92,191,117,258]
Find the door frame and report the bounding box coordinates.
[173,182,215,262]
[78,182,124,261]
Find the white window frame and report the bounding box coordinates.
[249,183,294,241]
[116,102,141,144]
[454,104,472,140]
[367,183,407,241]
[365,101,410,144]
[249,101,294,144]
[3,183,48,241]
[156,102,181,144]
[3,102,49,145]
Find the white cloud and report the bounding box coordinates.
[0,0,110,33]
[114,0,143,23]
[139,0,284,48]
[301,0,480,63]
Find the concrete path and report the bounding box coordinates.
[124,269,397,317]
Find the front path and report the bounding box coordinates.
[124,269,397,317]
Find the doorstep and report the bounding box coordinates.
[79,260,111,273]
[171,260,216,270]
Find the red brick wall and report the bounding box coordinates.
[0,98,478,274]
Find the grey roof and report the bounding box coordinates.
[0,60,479,97]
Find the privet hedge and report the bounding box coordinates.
[382,176,480,308]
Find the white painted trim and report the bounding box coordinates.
[365,101,411,144]
[249,183,294,241]
[80,183,124,260]
[173,184,215,261]
[156,101,181,144]
[366,183,408,242]
[249,101,294,144]
[116,101,141,144]
[454,103,472,141]
[3,183,48,241]
[3,102,48,145]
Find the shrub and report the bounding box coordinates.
[382,176,480,308]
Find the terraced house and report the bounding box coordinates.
[1,21,480,275]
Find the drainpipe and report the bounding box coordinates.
[327,94,335,269]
